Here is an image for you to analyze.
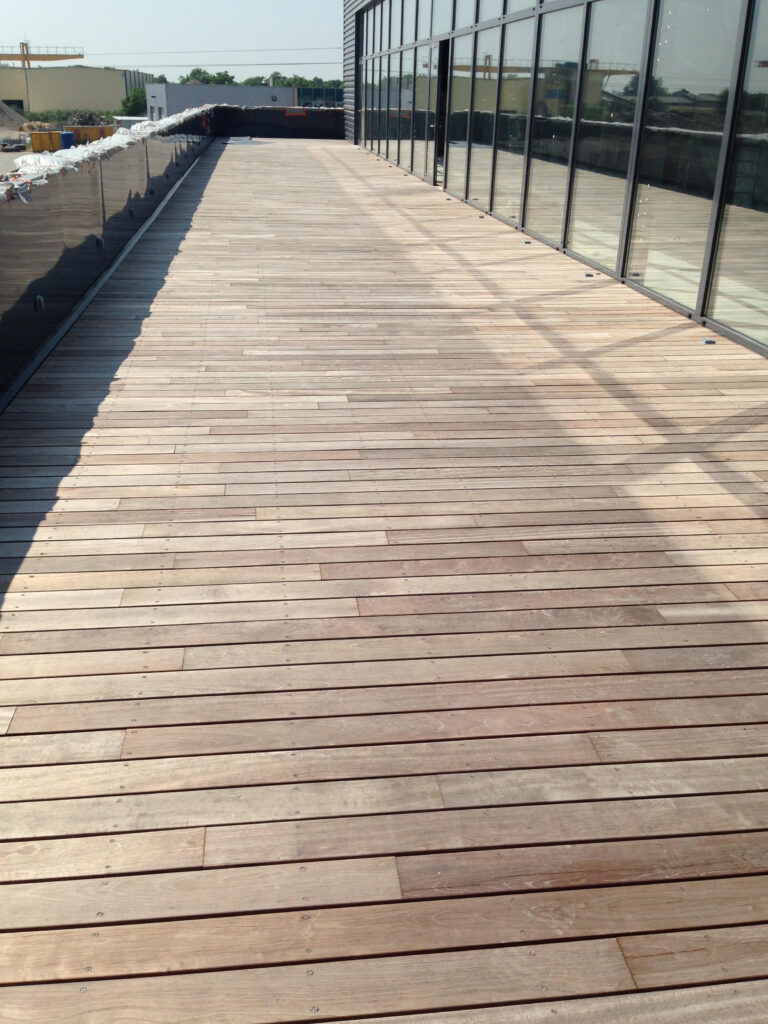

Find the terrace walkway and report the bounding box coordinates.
[1,138,768,1022]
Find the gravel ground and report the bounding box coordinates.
[0,150,26,174]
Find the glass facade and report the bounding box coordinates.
[524,5,583,242]
[626,0,742,308]
[432,0,453,35]
[357,0,768,352]
[709,0,768,344]
[412,45,430,177]
[446,32,475,196]
[491,16,534,221]
[467,27,502,206]
[567,0,648,270]
[455,1,477,29]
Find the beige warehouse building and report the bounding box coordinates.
[0,66,154,114]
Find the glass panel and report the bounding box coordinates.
[425,45,440,181]
[455,0,476,28]
[417,0,432,39]
[709,0,768,343]
[492,17,534,220]
[391,0,403,48]
[370,59,380,150]
[376,56,385,152]
[567,0,648,270]
[403,0,417,43]
[505,1,533,14]
[432,0,453,36]
[446,32,475,195]
[388,54,401,161]
[468,27,502,206]
[372,4,379,53]
[626,0,742,308]
[413,45,430,175]
[382,55,391,157]
[524,5,584,240]
[401,48,416,169]
[381,0,391,50]
[477,0,502,21]
[362,61,369,144]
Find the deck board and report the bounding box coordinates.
[0,137,767,1019]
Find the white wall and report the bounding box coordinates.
[146,83,296,120]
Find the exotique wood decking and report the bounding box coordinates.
[0,137,767,1021]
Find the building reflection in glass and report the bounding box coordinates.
[468,27,502,207]
[626,0,742,308]
[446,33,475,197]
[524,5,584,241]
[567,0,648,271]
[491,17,534,222]
[709,0,768,343]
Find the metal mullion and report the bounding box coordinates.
[696,0,755,319]
[463,29,479,200]
[560,1,590,249]
[518,6,541,227]
[500,5,540,28]
[407,46,416,171]
[395,49,403,165]
[487,18,506,212]
[443,35,456,184]
[531,0,583,10]
[384,52,391,160]
[616,0,660,279]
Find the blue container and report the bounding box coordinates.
[60,131,75,150]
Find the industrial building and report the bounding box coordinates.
[343,0,768,353]
[0,65,154,114]
[145,82,296,120]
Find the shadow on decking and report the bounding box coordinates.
[0,142,226,608]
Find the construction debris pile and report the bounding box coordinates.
[0,106,211,202]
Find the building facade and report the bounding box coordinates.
[343,0,768,351]
[145,83,296,121]
[0,66,154,115]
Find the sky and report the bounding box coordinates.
[2,0,343,81]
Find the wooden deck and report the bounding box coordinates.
[1,137,768,1021]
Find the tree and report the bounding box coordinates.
[120,87,147,116]
[178,68,235,85]
[154,74,168,84]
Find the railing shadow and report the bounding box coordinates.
[0,142,226,609]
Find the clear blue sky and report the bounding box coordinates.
[3,0,343,80]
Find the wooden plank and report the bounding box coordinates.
[437,757,768,807]
[1,874,765,985]
[591,723,768,762]
[0,730,124,767]
[0,648,184,680]
[0,857,401,930]
[113,697,768,759]
[1,662,765,709]
[285,981,768,1024]
[620,924,768,988]
[203,791,768,866]
[0,735,598,800]
[0,776,443,840]
[396,832,768,897]
[0,940,634,1023]
[0,828,204,883]
[12,667,768,730]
